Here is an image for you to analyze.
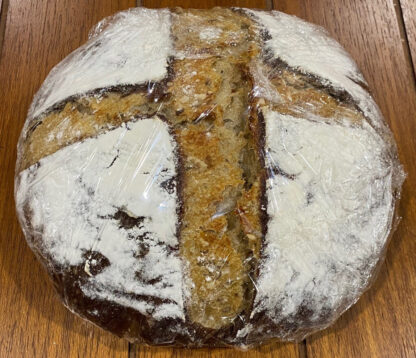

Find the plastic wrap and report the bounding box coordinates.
[14,7,405,349]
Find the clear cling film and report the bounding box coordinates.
[14,7,405,349]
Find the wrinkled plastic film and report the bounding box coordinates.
[15,7,405,349]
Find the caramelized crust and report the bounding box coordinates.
[268,67,364,123]
[165,9,267,329]
[167,58,221,124]
[19,92,161,171]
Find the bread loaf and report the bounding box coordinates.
[15,7,404,348]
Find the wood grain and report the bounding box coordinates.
[400,0,416,72]
[274,0,416,357]
[0,1,135,357]
[132,342,301,358]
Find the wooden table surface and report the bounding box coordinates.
[0,0,415,357]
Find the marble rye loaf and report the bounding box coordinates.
[15,7,404,348]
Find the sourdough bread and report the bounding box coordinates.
[15,7,404,347]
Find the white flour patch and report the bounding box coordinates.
[16,117,184,320]
[199,27,223,41]
[29,8,173,120]
[250,109,395,327]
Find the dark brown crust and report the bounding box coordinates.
[255,109,269,242]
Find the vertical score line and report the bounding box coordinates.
[394,0,416,85]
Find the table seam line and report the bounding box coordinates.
[395,0,416,86]
[0,0,10,64]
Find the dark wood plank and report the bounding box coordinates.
[400,0,416,72]
[273,0,416,357]
[0,1,135,357]
[132,343,301,358]
[134,2,302,358]
[0,0,8,59]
